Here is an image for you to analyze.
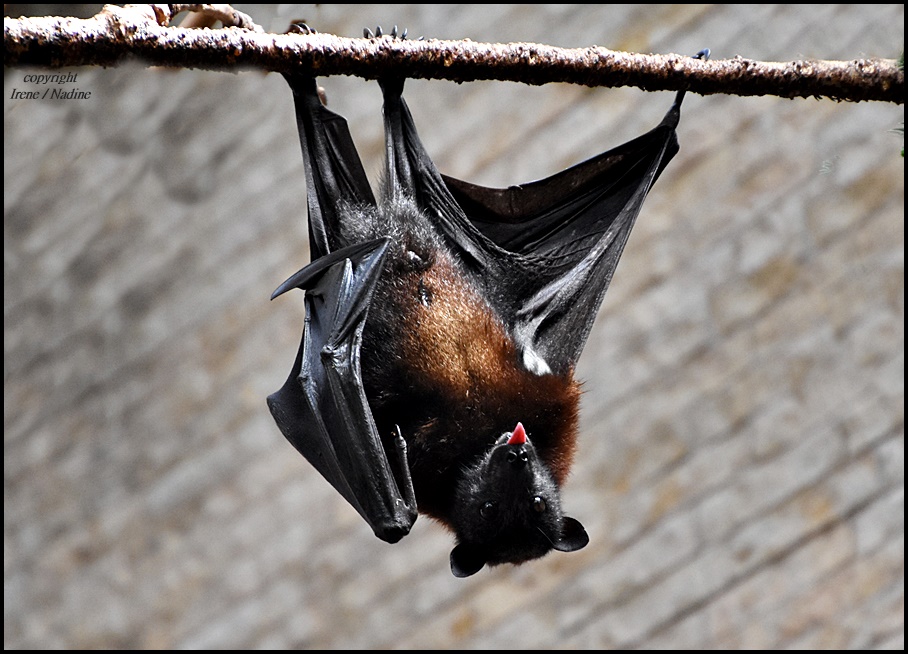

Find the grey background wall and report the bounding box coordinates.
[4,4,903,649]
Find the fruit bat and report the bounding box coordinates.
[268,34,706,577]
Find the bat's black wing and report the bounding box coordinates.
[380,77,686,376]
[285,74,376,260]
[268,75,417,543]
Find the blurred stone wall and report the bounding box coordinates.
[4,4,903,649]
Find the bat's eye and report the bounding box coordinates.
[532,496,547,513]
[480,501,497,520]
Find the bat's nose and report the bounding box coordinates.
[506,447,530,468]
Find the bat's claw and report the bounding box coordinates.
[669,47,711,114]
[288,21,316,35]
[364,24,413,40]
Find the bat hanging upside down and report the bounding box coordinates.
[268,28,706,577]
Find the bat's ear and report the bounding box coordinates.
[450,543,487,578]
[552,516,589,553]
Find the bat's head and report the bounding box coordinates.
[449,423,589,577]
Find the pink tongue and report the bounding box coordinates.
[508,422,527,445]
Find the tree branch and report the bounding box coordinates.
[4,4,903,104]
